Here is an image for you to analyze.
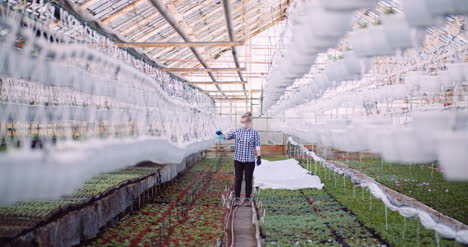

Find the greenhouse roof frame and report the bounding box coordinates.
[66,0,289,100]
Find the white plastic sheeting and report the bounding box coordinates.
[287,137,468,245]
[0,136,217,204]
[275,111,468,181]
[0,8,232,204]
[264,0,468,114]
[254,158,324,190]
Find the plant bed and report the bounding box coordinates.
[301,161,464,247]
[85,158,234,247]
[0,166,163,220]
[0,153,204,246]
[343,158,468,225]
[256,188,386,247]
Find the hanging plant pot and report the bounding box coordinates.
[462,63,468,83]
[453,112,468,131]
[368,27,395,57]
[419,76,442,93]
[330,129,345,150]
[436,131,468,181]
[451,0,468,15]
[405,71,424,92]
[413,111,454,157]
[389,84,409,99]
[394,128,436,164]
[319,0,377,12]
[426,0,457,16]
[382,14,413,51]
[314,75,331,91]
[350,28,394,57]
[334,60,354,81]
[318,129,333,147]
[343,126,369,152]
[302,8,352,39]
[381,129,400,163]
[343,51,364,77]
[438,71,456,90]
[286,63,312,79]
[447,63,466,83]
[297,33,339,54]
[426,0,468,16]
[349,29,374,57]
[401,0,438,28]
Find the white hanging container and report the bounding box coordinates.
[382,14,414,51]
[301,6,353,39]
[426,0,468,16]
[394,128,436,164]
[412,112,454,158]
[380,128,401,163]
[447,63,466,83]
[401,0,440,28]
[405,71,425,92]
[438,71,456,90]
[436,131,468,181]
[419,76,442,93]
[350,27,394,57]
[319,0,377,12]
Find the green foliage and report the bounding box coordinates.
[0,137,7,152]
[263,156,290,161]
[384,8,395,15]
[345,159,468,224]
[302,161,462,247]
[257,188,384,247]
[86,157,233,246]
[0,166,162,217]
[0,199,84,218]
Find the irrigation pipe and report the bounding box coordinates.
[230,205,240,247]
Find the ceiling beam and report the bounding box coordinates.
[149,0,226,97]
[153,58,271,64]
[102,0,147,24]
[205,90,261,93]
[128,17,174,42]
[222,0,247,98]
[79,0,101,9]
[116,41,244,48]
[160,68,245,72]
[52,0,190,84]
[105,0,285,70]
[187,81,247,84]
[192,14,285,71]
[119,1,213,49]
[145,0,284,67]
[186,75,274,79]
[146,0,252,59]
[160,2,286,69]
[118,12,160,36]
[213,97,260,101]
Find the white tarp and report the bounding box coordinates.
[254,158,324,190]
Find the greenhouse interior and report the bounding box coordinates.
[0,0,468,246]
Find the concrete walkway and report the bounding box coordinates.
[233,181,257,247]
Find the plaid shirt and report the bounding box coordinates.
[226,128,260,163]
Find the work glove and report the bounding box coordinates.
[216,130,223,135]
[256,156,262,166]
